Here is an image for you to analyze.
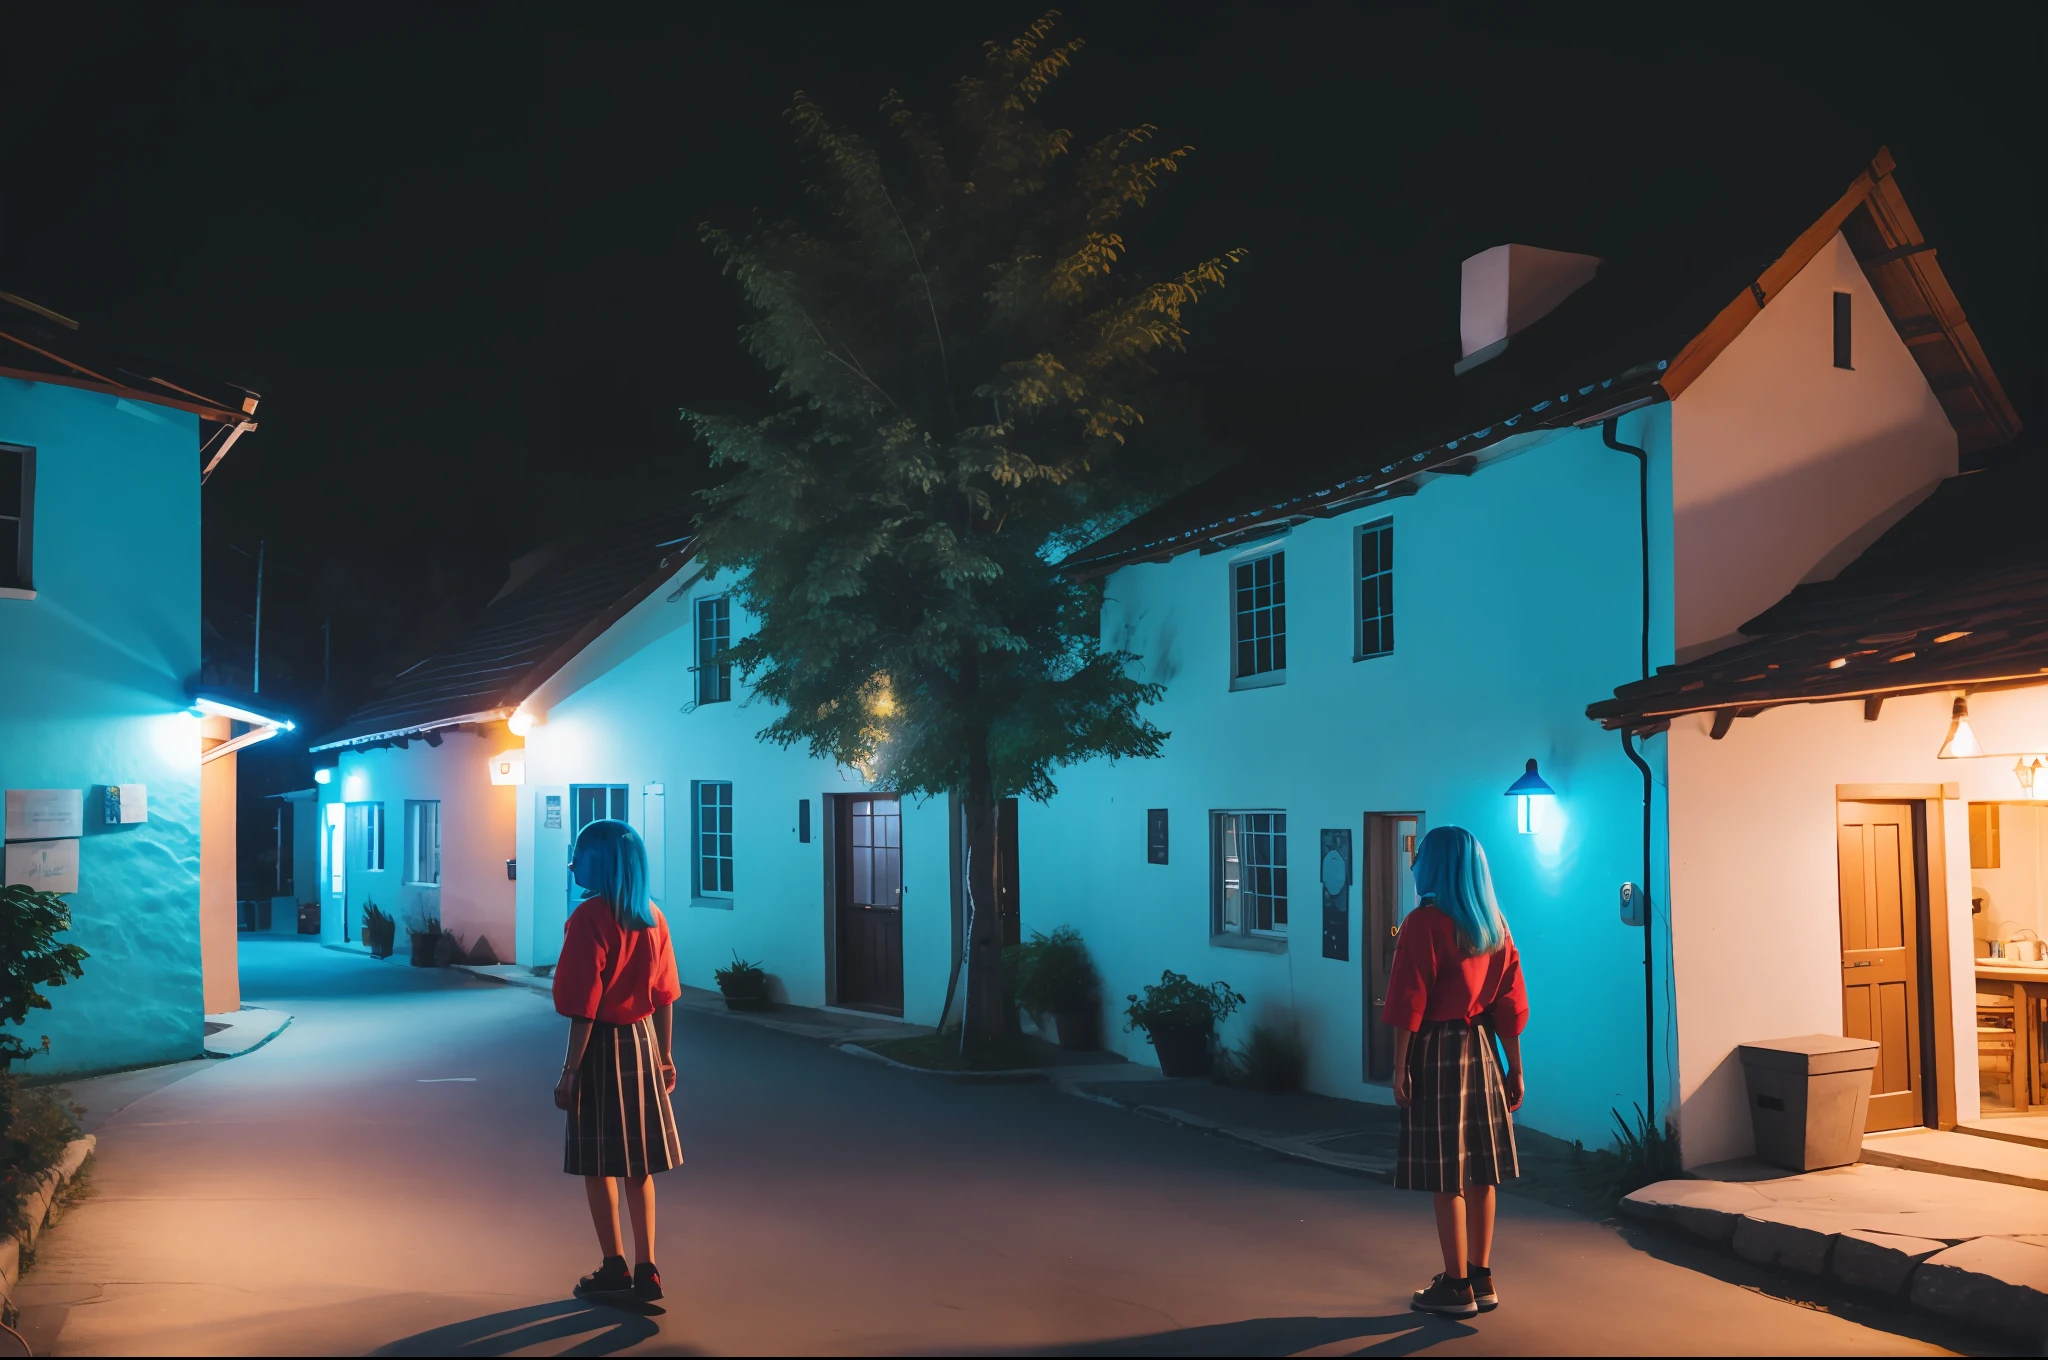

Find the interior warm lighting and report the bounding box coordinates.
[2015,758,2042,799]
[1937,696,1983,758]
[1890,651,1916,663]
[1505,757,1556,836]
[507,711,536,737]
[1934,631,1971,644]
[313,767,333,785]
[1828,657,1847,669]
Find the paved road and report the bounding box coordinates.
[17,940,1955,1356]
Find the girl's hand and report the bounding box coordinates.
[660,1061,677,1094]
[1393,1063,1413,1107]
[554,1069,578,1111]
[1504,1067,1525,1113]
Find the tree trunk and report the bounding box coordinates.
[961,739,1007,1052]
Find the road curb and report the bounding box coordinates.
[0,1134,94,1322]
[1061,1087,1396,1181]
[835,1042,1050,1084]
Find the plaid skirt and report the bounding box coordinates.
[1395,1018,1518,1192]
[563,1016,684,1177]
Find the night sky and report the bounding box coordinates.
[2,2,2040,845]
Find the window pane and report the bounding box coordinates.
[0,447,19,518]
[1232,551,1287,679]
[1358,521,1394,659]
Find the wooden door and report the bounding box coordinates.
[1363,812,1422,1082]
[836,795,903,1013]
[1838,800,1924,1131]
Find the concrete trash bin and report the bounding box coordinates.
[1737,1034,1880,1171]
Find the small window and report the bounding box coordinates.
[694,780,734,895]
[404,800,441,886]
[695,596,732,705]
[1833,291,1853,370]
[1,443,33,592]
[1356,518,1394,659]
[363,803,385,872]
[1231,551,1286,686]
[1214,810,1287,937]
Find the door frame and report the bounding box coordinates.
[1362,810,1425,1084]
[1836,784,1959,1130]
[826,791,905,1014]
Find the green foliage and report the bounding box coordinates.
[1230,1018,1308,1092]
[361,902,396,955]
[714,953,768,992]
[0,884,89,1068]
[1004,925,1098,1018]
[1606,1104,1682,1200]
[1124,970,1243,1036]
[687,10,1244,807]
[0,1076,80,1240]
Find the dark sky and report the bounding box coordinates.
[2,1,2040,813]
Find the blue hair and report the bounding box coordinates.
[1411,825,1507,956]
[570,819,656,930]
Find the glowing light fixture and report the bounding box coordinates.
[313,767,333,785]
[1936,697,1983,759]
[1505,757,1556,835]
[193,696,295,731]
[507,710,536,737]
[2018,758,2044,799]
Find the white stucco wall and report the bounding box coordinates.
[1663,686,2048,1165]
[327,728,517,958]
[513,567,954,1017]
[1020,419,1677,1148]
[1670,232,1958,659]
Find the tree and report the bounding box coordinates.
[688,12,1244,1050]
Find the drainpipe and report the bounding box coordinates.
[1603,416,1657,1128]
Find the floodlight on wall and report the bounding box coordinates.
[313,767,333,785]
[1936,696,1983,758]
[1505,758,1556,835]
[507,710,537,737]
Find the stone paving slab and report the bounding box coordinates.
[1863,1127,2048,1191]
[1910,1236,2048,1338]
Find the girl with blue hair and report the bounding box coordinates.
[1382,825,1530,1319]
[551,819,684,1304]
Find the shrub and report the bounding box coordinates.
[361,902,396,955]
[1606,1104,1682,1199]
[1004,926,1099,1022]
[1124,970,1244,1037]
[0,884,87,1238]
[1233,1018,1308,1092]
[714,954,767,993]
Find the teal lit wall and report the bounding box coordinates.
[0,377,205,1076]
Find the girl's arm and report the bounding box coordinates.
[1498,1029,1524,1112]
[654,1002,675,1093]
[555,1018,594,1110]
[1392,1026,1415,1106]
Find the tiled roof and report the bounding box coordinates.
[0,291,258,426]
[1587,449,2048,733]
[310,513,697,751]
[1063,149,2018,579]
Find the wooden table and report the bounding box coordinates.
[1977,962,2048,1111]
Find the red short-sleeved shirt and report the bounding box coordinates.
[552,897,683,1026]
[1380,903,1529,1037]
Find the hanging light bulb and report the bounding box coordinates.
[1936,696,1983,759]
[1505,758,1557,835]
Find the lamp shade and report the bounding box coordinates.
[1505,758,1556,797]
[1936,696,1983,759]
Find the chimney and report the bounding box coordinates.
[1456,244,1602,374]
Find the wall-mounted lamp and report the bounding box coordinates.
[1505,758,1556,835]
[1936,696,1983,758]
[313,767,333,785]
[507,710,537,737]
[2017,757,2044,800]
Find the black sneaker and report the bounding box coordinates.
[631,1261,663,1302]
[575,1255,631,1298]
[1411,1272,1477,1318]
[1468,1264,1498,1312]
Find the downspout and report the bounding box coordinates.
[1603,416,1657,1127]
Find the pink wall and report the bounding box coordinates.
[1662,687,2048,1165]
[1670,233,1958,661]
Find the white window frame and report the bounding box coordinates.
[1213,809,1287,938]
[1228,547,1287,690]
[1355,517,1394,661]
[404,799,441,887]
[693,780,734,898]
[363,802,385,872]
[0,442,34,596]
[694,595,732,705]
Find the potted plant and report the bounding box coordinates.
[1006,926,1103,1050]
[406,911,443,968]
[360,902,396,959]
[714,954,771,1010]
[1125,969,1244,1078]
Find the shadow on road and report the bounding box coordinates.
[1037,1311,1475,1356]
[370,1299,688,1357]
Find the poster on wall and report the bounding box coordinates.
[1320,827,1352,962]
[5,839,80,894]
[4,789,84,842]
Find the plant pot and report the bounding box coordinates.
[368,939,393,960]
[719,985,771,1011]
[408,931,440,967]
[1051,1005,1102,1052]
[1148,1023,1213,1077]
